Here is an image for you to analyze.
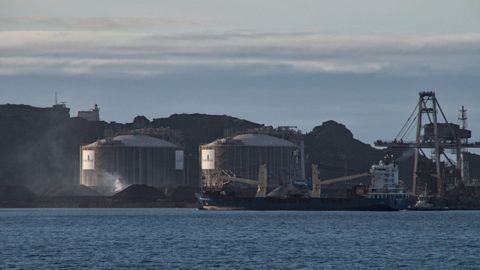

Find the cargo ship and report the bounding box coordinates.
[196,154,410,211]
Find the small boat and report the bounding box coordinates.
[408,184,448,211]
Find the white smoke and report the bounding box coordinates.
[113,179,126,193]
[97,171,129,195]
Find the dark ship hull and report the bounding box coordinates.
[195,193,409,211]
[407,206,449,211]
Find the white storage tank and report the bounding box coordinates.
[200,133,301,188]
[80,135,185,194]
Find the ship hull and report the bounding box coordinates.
[407,206,449,211]
[195,193,408,211]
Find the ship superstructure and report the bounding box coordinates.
[364,154,408,202]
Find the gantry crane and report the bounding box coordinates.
[374,91,480,197]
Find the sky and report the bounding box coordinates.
[1,0,480,145]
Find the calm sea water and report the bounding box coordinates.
[0,209,479,269]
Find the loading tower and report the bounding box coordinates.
[374,91,480,197]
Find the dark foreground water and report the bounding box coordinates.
[1,209,479,269]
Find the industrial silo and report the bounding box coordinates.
[80,135,185,194]
[200,133,301,189]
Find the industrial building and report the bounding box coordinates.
[78,104,100,121]
[80,134,185,194]
[200,133,302,189]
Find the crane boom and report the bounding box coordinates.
[217,176,258,186]
[311,164,370,198]
[218,164,268,197]
[321,172,371,185]
[217,164,369,199]
[221,168,369,186]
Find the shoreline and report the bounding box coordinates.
[2,203,480,210]
[0,197,198,209]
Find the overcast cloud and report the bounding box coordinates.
[1,31,479,77]
[0,16,202,31]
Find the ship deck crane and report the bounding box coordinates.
[214,164,268,197]
[311,164,369,198]
[216,164,369,198]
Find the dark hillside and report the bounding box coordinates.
[305,120,384,179]
[0,104,106,193]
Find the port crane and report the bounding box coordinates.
[374,91,480,197]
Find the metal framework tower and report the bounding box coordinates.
[375,91,480,198]
[412,92,442,196]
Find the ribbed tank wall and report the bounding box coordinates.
[202,145,299,187]
[81,170,96,187]
[81,146,184,190]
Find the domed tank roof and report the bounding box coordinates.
[85,135,179,148]
[205,133,297,147]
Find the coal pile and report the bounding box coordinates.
[112,184,165,201]
[0,185,37,201]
